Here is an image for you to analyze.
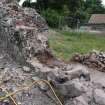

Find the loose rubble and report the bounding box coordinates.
[72,50,105,72]
[94,89,105,105]
[1,0,105,105]
[55,79,85,98]
[23,66,31,73]
[73,96,89,105]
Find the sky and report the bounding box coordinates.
[102,0,105,5]
[19,0,37,6]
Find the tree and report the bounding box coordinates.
[85,0,105,14]
[18,0,105,28]
[66,0,85,28]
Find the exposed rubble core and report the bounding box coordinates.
[0,0,48,64]
[1,1,105,105]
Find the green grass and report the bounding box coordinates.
[48,30,105,60]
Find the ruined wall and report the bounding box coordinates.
[0,1,49,64]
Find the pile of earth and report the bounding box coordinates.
[1,1,105,105]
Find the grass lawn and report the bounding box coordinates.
[48,30,105,60]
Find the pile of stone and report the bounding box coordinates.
[71,50,105,72]
[32,63,105,105]
[1,55,105,105]
[1,1,105,105]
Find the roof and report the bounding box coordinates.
[89,14,105,24]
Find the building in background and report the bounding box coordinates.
[88,14,105,31]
